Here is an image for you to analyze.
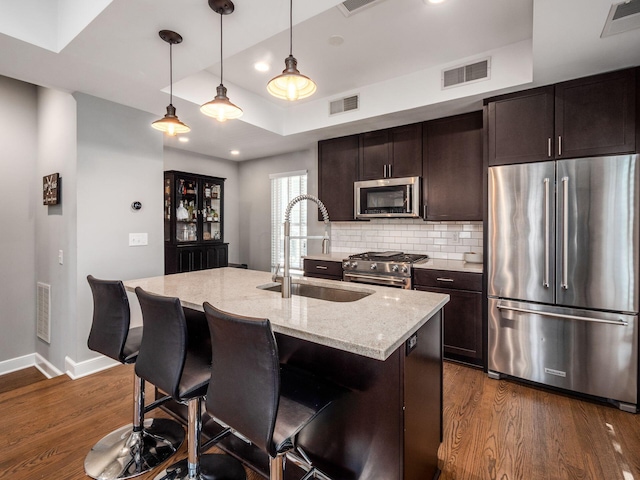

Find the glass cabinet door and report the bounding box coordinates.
[202,180,222,241]
[175,177,199,243]
[164,177,171,242]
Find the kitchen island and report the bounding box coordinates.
[124,267,448,480]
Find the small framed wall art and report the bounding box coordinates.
[43,173,60,205]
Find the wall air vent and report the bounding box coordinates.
[37,282,51,344]
[442,58,491,89]
[337,0,387,17]
[602,0,640,37]
[330,95,359,116]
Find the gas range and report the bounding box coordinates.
[342,251,428,289]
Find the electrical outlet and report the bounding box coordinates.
[452,232,460,244]
[129,233,148,246]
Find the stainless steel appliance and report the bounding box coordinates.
[354,176,421,219]
[488,154,639,412]
[343,251,428,289]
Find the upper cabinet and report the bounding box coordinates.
[423,112,483,221]
[487,68,637,166]
[359,124,422,180]
[318,135,359,221]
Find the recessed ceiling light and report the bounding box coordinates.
[178,137,189,143]
[424,0,446,4]
[230,150,240,155]
[254,62,270,72]
[328,35,344,46]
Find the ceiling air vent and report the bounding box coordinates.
[330,95,359,116]
[337,0,387,17]
[442,58,491,89]
[602,0,640,37]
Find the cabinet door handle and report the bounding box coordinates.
[315,265,328,270]
[383,164,387,178]
[423,205,427,220]
[388,164,392,178]
[547,138,552,157]
[558,135,562,156]
[436,277,454,283]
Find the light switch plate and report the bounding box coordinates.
[129,233,148,246]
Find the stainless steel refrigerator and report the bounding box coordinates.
[488,154,639,412]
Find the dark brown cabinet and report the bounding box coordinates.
[164,170,228,274]
[359,124,422,180]
[413,268,483,366]
[487,68,637,166]
[423,111,483,221]
[318,135,359,221]
[303,258,343,281]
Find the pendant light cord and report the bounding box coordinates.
[289,0,293,56]
[169,42,173,104]
[220,12,224,84]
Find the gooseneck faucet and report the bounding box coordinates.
[282,194,330,298]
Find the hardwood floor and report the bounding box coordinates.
[439,362,640,480]
[1,362,639,480]
[0,367,46,394]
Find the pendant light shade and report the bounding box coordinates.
[200,0,243,122]
[267,0,316,101]
[151,30,190,135]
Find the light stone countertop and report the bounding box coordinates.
[414,258,483,274]
[124,267,448,361]
[302,253,348,262]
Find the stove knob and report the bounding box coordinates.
[392,264,399,272]
[401,266,409,274]
[351,261,358,268]
[370,263,377,270]
[343,261,351,269]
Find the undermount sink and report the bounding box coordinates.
[258,282,372,302]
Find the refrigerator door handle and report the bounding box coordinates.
[543,177,550,288]
[496,303,629,326]
[561,176,569,290]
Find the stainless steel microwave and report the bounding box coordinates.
[354,176,421,219]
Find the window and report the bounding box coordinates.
[271,171,307,273]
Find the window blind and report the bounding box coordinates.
[271,171,307,273]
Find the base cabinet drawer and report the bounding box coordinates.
[165,244,229,274]
[414,269,482,366]
[304,259,343,280]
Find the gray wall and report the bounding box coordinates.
[74,93,165,364]
[0,75,37,363]
[237,148,322,272]
[35,87,78,369]
[164,147,241,264]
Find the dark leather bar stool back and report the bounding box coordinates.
[87,275,139,363]
[204,303,346,480]
[135,287,246,480]
[84,276,184,480]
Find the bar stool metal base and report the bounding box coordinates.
[153,454,246,480]
[85,418,185,480]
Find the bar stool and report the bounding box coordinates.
[203,302,346,480]
[84,275,185,480]
[134,287,246,480]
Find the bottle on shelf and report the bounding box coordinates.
[176,200,188,221]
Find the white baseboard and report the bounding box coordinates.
[35,353,64,378]
[0,353,64,379]
[65,355,118,380]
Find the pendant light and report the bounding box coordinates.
[200,0,243,122]
[267,0,317,101]
[151,30,190,136]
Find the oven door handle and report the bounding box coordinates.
[344,272,409,288]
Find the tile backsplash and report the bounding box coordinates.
[330,219,483,261]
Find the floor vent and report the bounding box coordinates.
[330,94,359,115]
[442,58,491,89]
[337,0,387,17]
[602,0,640,37]
[37,282,51,344]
